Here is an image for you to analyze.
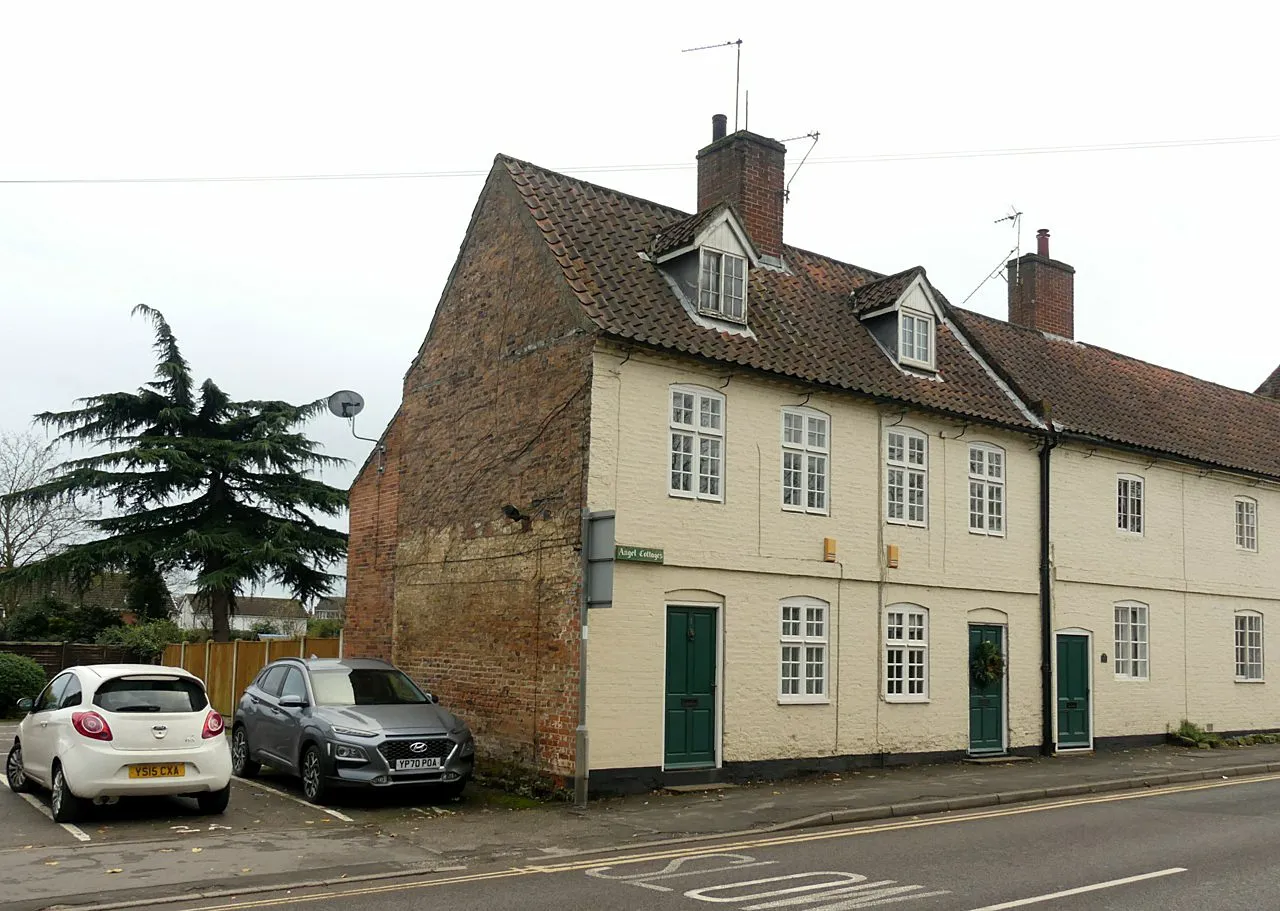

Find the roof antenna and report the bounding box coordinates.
[960,207,1022,306]
[682,39,744,130]
[780,132,821,203]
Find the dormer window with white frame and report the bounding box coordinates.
[899,310,934,370]
[699,249,746,323]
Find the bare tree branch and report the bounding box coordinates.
[0,431,97,615]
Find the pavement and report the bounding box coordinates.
[6,721,1280,909]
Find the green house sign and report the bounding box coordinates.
[615,544,664,564]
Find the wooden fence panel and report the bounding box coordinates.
[204,642,235,717]
[303,637,341,659]
[232,641,267,711]
[162,644,183,668]
[182,642,208,682]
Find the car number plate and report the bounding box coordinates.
[393,758,442,771]
[128,763,186,779]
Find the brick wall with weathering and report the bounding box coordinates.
[343,411,403,660]
[346,163,594,784]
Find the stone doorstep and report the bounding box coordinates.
[961,754,1033,765]
[663,782,741,794]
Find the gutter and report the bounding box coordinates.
[1039,431,1058,756]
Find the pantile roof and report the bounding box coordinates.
[849,267,923,315]
[499,157,1036,431]
[952,308,1280,478]
[650,202,731,258]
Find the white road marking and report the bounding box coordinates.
[2,774,91,841]
[966,867,1188,910]
[234,776,354,822]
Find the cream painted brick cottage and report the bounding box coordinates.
[345,114,1280,793]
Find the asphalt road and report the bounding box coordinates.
[159,775,1280,911]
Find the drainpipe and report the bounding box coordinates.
[575,509,590,808]
[1039,431,1058,756]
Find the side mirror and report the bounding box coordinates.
[16,698,33,712]
[426,693,439,704]
[278,695,308,709]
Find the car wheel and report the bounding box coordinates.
[300,745,327,804]
[51,765,86,824]
[231,726,260,778]
[197,784,231,814]
[5,743,30,794]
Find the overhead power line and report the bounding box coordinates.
[1,133,1277,186]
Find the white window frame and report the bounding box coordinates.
[779,597,829,704]
[886,428,928,527]
[898,309,935,370]
[1117,474,1144,536]
[1235,497,1258,553]
[1113,600,1149,680]
[781,407,830,515]
[669,385,725,502]
[1235,611,1264,682]
[884,604,929,702]
[968,443,1006,537]
[698,248,747,324]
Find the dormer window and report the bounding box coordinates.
[699,249,746,322]
[899,310,934,369]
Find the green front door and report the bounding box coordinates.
[665,607,717,768]
[968,625,1005,753]
[1057,634,1091,748]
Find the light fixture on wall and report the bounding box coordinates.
[501,504,532,531]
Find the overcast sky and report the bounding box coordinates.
[3,2,1277,589]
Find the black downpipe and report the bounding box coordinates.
[1039,434,1058,756]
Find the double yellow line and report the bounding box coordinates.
[169,771,1280,911]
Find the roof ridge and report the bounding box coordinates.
[497,154,691,221]
[954,306,1280,409]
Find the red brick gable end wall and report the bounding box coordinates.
[346,166,593,784]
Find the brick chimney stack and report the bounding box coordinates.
[696,115,786,260]
[1007,228,1075,339]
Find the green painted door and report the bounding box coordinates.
[1057,634,1091,748]
[665,607,717,768]
[968,625,1005,753]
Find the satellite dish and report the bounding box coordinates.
[327,390,365,419]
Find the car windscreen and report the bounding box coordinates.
[309,668,429,706]
[93,676,209,713]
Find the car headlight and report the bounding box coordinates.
[332,726,376,738]
[457,734,475,757]
[332,743,368,761]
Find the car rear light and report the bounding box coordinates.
[202,710,225,739]
[72,711,113,741]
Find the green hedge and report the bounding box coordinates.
[0,652,47,717]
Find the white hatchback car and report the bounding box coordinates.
[4,664,232,822]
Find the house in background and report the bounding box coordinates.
[174,595,308,637]
[344,114,1280,793]
[313,596,345,623]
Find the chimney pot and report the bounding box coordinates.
[711,114,727,141]
[1036,228,1050,257]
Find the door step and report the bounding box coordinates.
[963,754,1031,765]
[664,782,740,793]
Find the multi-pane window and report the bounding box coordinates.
[1235,612,1264,681]
[782,408,830,514]
[780,598,828,702]
[1117,475,1144,535]
[885,605,928,701]
[699,249,747,323]
[886,429,928,526]
[968,444,1005,536]
[669,387,724,501]
[1114,601,1149,680]
[899,311,933,367]
[1236,497,1258,552]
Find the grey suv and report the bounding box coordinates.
[230,657,474,803]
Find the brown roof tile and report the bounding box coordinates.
[499,157,1037,431]
[650,203,732,258]
[849,267,923,315]
[952,308,1280,478]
